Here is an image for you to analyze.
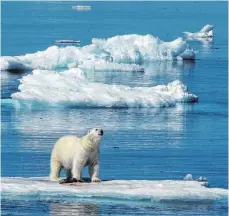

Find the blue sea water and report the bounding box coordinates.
[1,1,228,216]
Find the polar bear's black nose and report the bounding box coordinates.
[100,129,103,136]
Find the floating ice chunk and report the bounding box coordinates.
[180,48,196,60]
[198,176,207,182]
[184,174,208,181]
[0,46,84,71]
[184,174,209,187]
[184,174,193,181]
[183,24,214,39]
[1,34,195,71]
[54,40,80,44]
[11,69,198,108]
[1,177,227,202]
[72,5,91,11]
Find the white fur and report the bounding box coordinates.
[50,128,103,182]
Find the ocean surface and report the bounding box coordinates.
[1,1,228,216]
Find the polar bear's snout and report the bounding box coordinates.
[98,129,103,136]
[88,128,104,136]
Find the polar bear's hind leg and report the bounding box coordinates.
[50,159,61,181]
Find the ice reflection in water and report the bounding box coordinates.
[84,61,195,87]
[2,105,188,152]
[50,202,99,216]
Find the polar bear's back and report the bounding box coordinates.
[51,135,81,166]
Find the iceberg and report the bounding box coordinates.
[1,34,195,72]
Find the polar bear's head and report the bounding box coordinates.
[87,128,104,143]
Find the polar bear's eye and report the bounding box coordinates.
[95,129,98,131]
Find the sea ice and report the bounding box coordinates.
[11,69,198,108]
[183,24,214,39]
[1,177,227,202]
[1,34,195,72]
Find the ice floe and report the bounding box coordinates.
[1,177,227,202]
[183,24,214,39]
[11,69,198,108]
[1,34,195,72]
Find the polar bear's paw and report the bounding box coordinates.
[92,177,101,183]
[59,177,84,184]
[72,178,84,183]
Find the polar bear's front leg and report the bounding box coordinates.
[89,163,101,182]
[72,158,84,182]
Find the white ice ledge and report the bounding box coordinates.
[1,177,227,202]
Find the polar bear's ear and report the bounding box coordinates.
[88,129,91,134]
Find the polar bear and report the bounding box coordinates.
[50,128,103,183]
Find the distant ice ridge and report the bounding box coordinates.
[183,24,214,39]
[0,34,195,72]
[11,69,198,108]
[2,177,227,202]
